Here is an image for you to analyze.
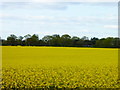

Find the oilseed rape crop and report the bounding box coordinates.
[1,46,119,89]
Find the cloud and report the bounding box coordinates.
[0,2,69,10]
[0,0,119,2]
[104,25,118,29]
[0,2,117,13]
[0,13,117,27]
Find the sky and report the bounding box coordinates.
[0,1,118,39]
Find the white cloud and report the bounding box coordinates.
[0,2,117,12]
[0,13,11,17]
[104,25,118,29]
[0,13,117,26]
[0,2,68,10]
[0,0,119,2]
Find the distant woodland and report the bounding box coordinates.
[0,34,120,48]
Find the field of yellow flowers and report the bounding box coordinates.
[1,46,119,89]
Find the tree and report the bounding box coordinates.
[24,34,39,46]
[7,34,17,46]
[30,34,39,46]
[24,34,32,46]
[24,34,31,40]
[71,36,80,46]
[18,36,23,41]
[81,36,89,41]
[42,35,53,46]
[90,37,99,46]
[61,34,72,46]
[39,40,46,46]
[1,34,120,48]
[95,37,115,48]
[103,37,114,47]
[17,36,23,45]
[51,34,61,46]
[112,38,120,48]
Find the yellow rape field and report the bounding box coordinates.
[1,46,119,89]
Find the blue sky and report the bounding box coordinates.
[0,1,118,39]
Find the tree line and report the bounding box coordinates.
[0,34,120,48]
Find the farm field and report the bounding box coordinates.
[1,46,119,89]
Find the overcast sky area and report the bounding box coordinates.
[0,0,118,39]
